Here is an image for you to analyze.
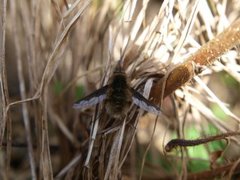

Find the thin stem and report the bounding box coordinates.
[10,1,37,179]
[0,0,11,179]
[165,132,240,152]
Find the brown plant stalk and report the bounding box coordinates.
[0,0,12,178]
[165,132,240,152]
[9,1,37,179]
[151,18,240,101]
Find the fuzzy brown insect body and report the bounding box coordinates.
[73,62,160,118]
[105,68,132,118]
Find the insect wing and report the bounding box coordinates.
[131,88,160,115]
[73,85,108,109]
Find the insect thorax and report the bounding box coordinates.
[111,73,128,89]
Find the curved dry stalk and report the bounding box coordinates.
[38,0,91,95]
[165,132,240,152]
[151,18,240,100]
[6,95,40,112]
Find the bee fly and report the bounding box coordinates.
[73,61,160,118]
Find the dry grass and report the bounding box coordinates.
[0,0,240,179]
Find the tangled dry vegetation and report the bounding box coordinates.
[1,0,240,179]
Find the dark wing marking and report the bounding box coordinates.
[131,88,160,115]
[73,85,108,109]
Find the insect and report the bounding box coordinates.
[73,61,160,118]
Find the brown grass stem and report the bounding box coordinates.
[165,132,240,152]
[10,1,37,179]
[151,18,240,101]
[0,0,11,178]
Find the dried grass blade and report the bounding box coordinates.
[104,132,120,180]
[130,0,150,41]
[152,18,240,100]
[194,76,240,122]
[40,93,53,179]
[55,154,82,179]
[9,1,36,179]
[139,116,158,180]
[84,115,99,167]
[172,0,200,63]
[119,120,139,169]
[63,0,82,18]
[185,91,235,135]
[104,120,126,180]
[0,0,8,145]
[112,119,126,178]
[228,157,240,179]
[122,0,138,22]
[215,60,240,86]
[39,0,91,95]
[0,0,11,178]
[48,107,79,146]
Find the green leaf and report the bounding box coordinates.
[220,72,239,88]
[211,104,227,120]
[187,159,209,172]
[75,85,85,100]
[53,81,64,95]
